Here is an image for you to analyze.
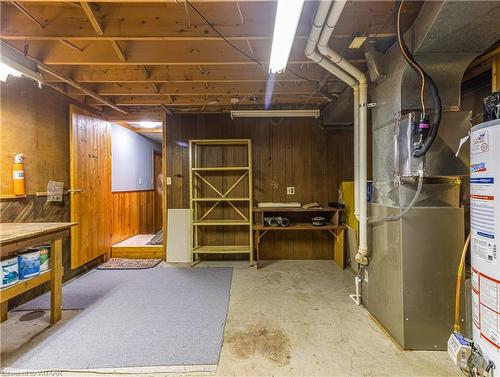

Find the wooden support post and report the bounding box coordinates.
[334,227,345,270]
[50,238,63,324]
[1,301,8,322]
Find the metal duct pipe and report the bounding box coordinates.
[317,0,369,266]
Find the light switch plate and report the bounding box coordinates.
[287,186,295,195]
[166,176,172,185]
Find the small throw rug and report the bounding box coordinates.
[96,258,162,270]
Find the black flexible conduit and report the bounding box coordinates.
[394,1,442,158]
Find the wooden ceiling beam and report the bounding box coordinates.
[1,0,284,3]
[80,2,103,35]
[3,38,366,65]
[86,94,326,106]
[1,0,409,40]
[65,81,321,96]
[11,1,45,29]
[2,41,127,113]
[40,64,343,83]
[111,40,126,62]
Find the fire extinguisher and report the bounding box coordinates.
[12,153,25,196]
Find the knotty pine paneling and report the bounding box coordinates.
[0,79,102,308]
[112,190,156,244]
[1,78,70,195]
[166,114,354,260]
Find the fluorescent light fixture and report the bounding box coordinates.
[130,121,162,129]
[268,0,305,73]
[349,36,367,49]
[230,110,320,119]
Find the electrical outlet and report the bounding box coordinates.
[166,176,172,185]
[138,177,143,185]
[287,186,295,195]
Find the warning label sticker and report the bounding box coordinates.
[473,238,497,264]
[480,275,498,311]
[473,289,480,329]
[480,304,499,347]
[472,268,479,292]
[479,273,500,348]
[472,130,489,155]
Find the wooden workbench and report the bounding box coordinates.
[0,222,76,324]
[253,207,346,270]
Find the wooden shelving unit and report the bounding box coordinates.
[189,139,253,266]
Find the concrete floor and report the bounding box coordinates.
[1,260,460,376]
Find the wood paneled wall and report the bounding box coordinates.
[111,190,156,244]
[0,78,102,308]
[1,78,70,195]
[166,114,354,260]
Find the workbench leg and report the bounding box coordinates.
[255,230,260,270]
[50,238,63,324]
[334,228,345,270]
[1,301,8,323]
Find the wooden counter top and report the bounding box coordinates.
[0,222,77,246]
[0,222,76,325]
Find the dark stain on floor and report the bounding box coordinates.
[225,321,291,365]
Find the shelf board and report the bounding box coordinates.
[193,245,251,254]
[254,222,340,231]
[1,270,51,303]
[190,139,250,145]
[193,220,250,226]
[192,167,249,172]
[192,198,250,202]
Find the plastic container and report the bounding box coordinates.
[2,257,19,288]
[18,250,40,279]
[33,245,51,272]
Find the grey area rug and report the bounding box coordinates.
[5,266,233,371]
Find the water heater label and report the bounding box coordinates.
[471,120,500,366]
[472,268,479,291]
[480,276,498,310]
[473,238,497,264]
[472,289,480,329]
[472,130,489,155]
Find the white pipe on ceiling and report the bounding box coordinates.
[303,0,360,219]
[317,0,369,267]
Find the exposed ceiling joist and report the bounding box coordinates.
[40,64,336,83]
[2,41,127,113]
[11,1,45,29]
[80,2,103,35]
[64,81,320,96]
[85,93,325,106]
[0,0,423,114]
[111,40,127,62]
[0,34,397,42]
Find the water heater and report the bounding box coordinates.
[471,118,500,372]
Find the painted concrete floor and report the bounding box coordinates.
[1,260,460,376]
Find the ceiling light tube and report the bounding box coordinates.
[268,0,305,73]
[230,110,320,119]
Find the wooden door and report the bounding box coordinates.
[69,105,112,269]
[153,150,163,232]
